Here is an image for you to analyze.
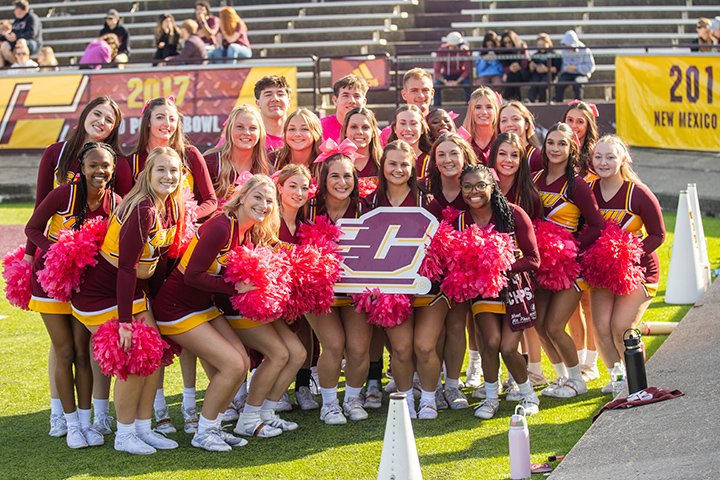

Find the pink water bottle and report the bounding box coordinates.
[509,405,531,479]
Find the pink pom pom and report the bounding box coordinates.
[581,221,646,295]
[441,224,516,302]
[224,245,293,323]
[168,187,199,259]
[161,336,182,367]
[441,206,461,223]
[308,179,318,200]
[352,288,413,328]
[37,217,108,302]
[419,221,458,282]
[2,245,32,310]
[297,216,343,253]
[92,319,165,380]
[284,244,342,319]
[533,220,581,291]
[358,178,378,198]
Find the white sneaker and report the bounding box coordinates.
[518,391,540,416]
[417,402,438,420]
[406,398,418,419]
[444,387,469,410]
[540,377,564,397]
[295,386,319,410]
[472,381,505,399]
[363,384,382,409]
[260,410,298,431]
[66,425,89,449]
[221,404,239,422]
[505,380,522,402]
[474,398,500,419]
[435,389,449,410]
[384,377,397,393]
[82,425,105,446]
[343,397,369,421]
[182,406,199,434]
[234,412,282,437]
[581,364,601,382]
[528,371,549,387]
[49,414,68,437]
[320,401,347,425]
[153,407,176,434]
[542,377,587,398]
[114,432,156,455]
[601,382,614,394]
[137,430,179,450]
[276,392,293,413]
[217,428,248,447]
[93,414,114,435]
[191,428,232,452]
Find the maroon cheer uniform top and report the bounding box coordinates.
[526,144,543,173]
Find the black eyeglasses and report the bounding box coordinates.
[461,182,490,193]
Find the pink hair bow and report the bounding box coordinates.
[234,170,254,190]
[447,111,460,120]
[141,96,176,115]
[314,138,358,164]
[567,99,599,118]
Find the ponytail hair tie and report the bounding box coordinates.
[568,99,599,118]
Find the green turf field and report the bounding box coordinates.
[1,204,717,480]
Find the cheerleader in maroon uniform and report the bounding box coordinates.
[588,135,665,393]
[461,87,500,165]
[484,133,547,392]
[204,105,273,207]
[27,97,125,439]
[532,123,604,399]
[426,108,458,144]
[456,164,541,420]
[304,150,372,425]
[25,143,120,449]
[273,108,323,177]
[386,105,434,178]
[340,107,382,181]
[498,101,543,173]
[72,147,183,454]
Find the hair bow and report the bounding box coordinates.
[567,99,599,118]
[447,111,460,120]
[314,138,358,164]
[234,170,254,190]
[141,96,176,116]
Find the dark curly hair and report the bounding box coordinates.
[460,163,514,234]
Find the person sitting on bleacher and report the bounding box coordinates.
[526,33,562,103]
[433,31,472,106]
[79,33,119,70]
[208,6,251,63]
[153,13,180,65]
[711,17,720,43]
[8,37,37,73]
[99,9,129,64]
[0,0,41,67]
[166,20,207,66]
[195,1,219,52]
[554,30,595,102]
[692,17,718,52]
[474,31,503,87]
[498,30,529,101]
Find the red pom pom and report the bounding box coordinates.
[2,245,32,310]
[224,245,293,323]
[358,177,378,198]
[37,217,108,302]
[581,221,646,295]
[419,221,458,282]
[441,225,516,302]
[533,220,581,291]
[161,336,182,367]
[168,187,199,259]
[352,289,413,328]
[441,206,461,223]
[92,319,165,380]
[284,244,342,319]
[297,216,343,253]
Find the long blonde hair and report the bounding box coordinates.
[206,104,271,201]
[222,174,279,247]
[116,147,184,223]
[463,86,501,134]
[594,135,644,185]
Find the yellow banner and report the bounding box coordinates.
[616,55,719,152]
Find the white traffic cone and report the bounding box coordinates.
[686,184,711,288]
[666,191,706,304]
[378,392,422,480]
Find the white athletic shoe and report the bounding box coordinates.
[191,428,232,452]
[528,371,549,387]
[320,402,347,425]
[542,378,587,398]
[407,398,418,419]
[276,392,293,413]
[417,401,438,420]
[217,428,248,447]
[435,389,449,410]
[518,391,540,416]
[260,410,298,431]
[137,430,179,450]
[540,377,564,397]
[444,387,470,410]
[295,386,319,410]
[601,382,614,394]
[234,412,282,438]
[363,384,382,409]
[343,397,369,421]
[153,407,176,434]
[505,380,522,402]
[182,406,199,434]
[92,414,114,435]
[221,404,240,422]
[384,377,398,393]
[581,364,601,382]
[474,398,500,420]
[114,432,156,455]
[66,425,89,449]
[82,425,105,446]
[49,414,68,437]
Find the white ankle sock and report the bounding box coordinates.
[243,403,261,414]
[567,364,583,382]
[234,383,248,402]
[577,349,588,365]
[484,381,500,400]
[93,398,109,419]
[585,350,598,366]
[262,400,278,411]
[445,377,459,390]
[50,398,63,416]
[517,380,533,396]
[420,389,436,406]
[320,387,338,406]
[403,389,416,411]
[527,362,543,377]
[135,418,152,434]
[78,408,92,428]
[552,362,568,378]
[469,350,480,362]
[182,387,196,411]
[153,388,167,412]
[344,386,362,401]
[116,421,134,436]
[64,410,79,427]
[197,414,215,434]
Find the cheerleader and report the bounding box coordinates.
[304,148,372,425]
[340,106,382,180]
[275,164,319,410]
[532,123,604,399]
[456,164,541,419]
[204,104,273,205]
[461,87,500,165]
[71,147,183,454]
[588,136,665,393]
[273,108,323,177]
[26,96,125,439]
[386,105,434,178]
[498,101,543,172]
[426,108,457,143]
[25,143,120,449]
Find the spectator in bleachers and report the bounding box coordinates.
[0,1,42,66]
[711,17,720,42]
[320,74,369,142]
[554,30,595,102]
[254,75,291,153]
[433,31,473,106]
[37,45,57,71]
[195,1,219,52]
[526,33,562,103]
[692,18,717,52]
[79,33,118,70]
[8,38,37,72]
[475,31,503,87]
[99,9,128,64]
[166,19,207,66]
[498,30,529,101]
[209,6,251,62]
[153,13,180,65]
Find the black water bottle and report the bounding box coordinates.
[623,328,648,394]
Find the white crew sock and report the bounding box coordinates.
[78,408,92,428]
[577,348,588,365]
[153,388,167,412]
[50,398,63,416]
[344,386,362,401]
[135,418,152,435]
[182,387,196,411]
[567,364,583,382]
[420,389,436,406]
[517,380,533,397]
[445,377,460,390]
[116,421,134,436]
[243,403,261,414]
[484,381,500,400]
[585,350,598,367]
[552,362,568,378]
[93,398,109,419]
[320,386,338,406]
[64,410,79,427]
[261,400,279,411]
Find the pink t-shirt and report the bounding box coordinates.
[265,133,284,152]
[380,126,392,147]
[321,115,342,142]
